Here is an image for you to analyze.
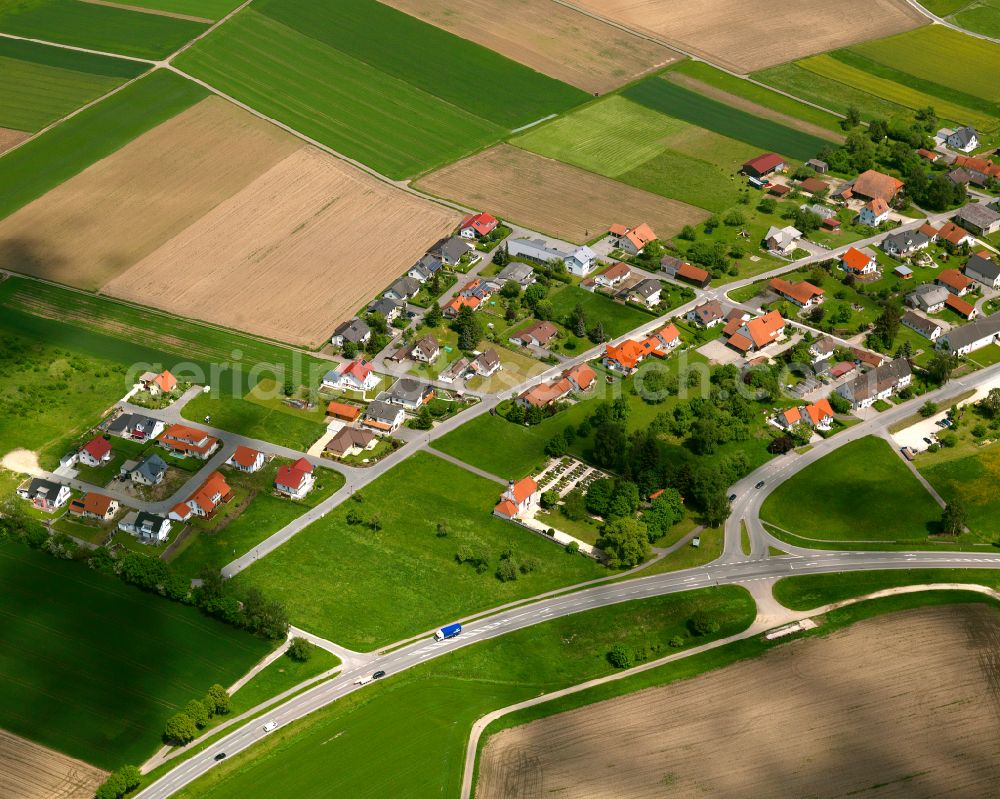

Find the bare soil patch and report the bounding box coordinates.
[0,96,299,290]
[0,127,29,155]
[0,729,106,799]
[416,144,706,244]
[105,148,460,347]
[666,72,844,143]
[380,0,678,94]
[568,0,926,73]
[478,604,1000,799]
[1,449,42,477]
[78,0,212,23]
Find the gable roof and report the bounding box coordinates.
[966,254,1000,281]
[152,370,176,393]
[230,445,262,469]
[937,220,974,246]
[851,169,903,201]
[691,299,724,323]
[81,436,111,460]
[513,320,558,345]
[805,399,834,425]
[939,312,1000,351]
[598,261,631,282]
[842,246,874,271]
[864,197,890,215]
[508,477,537,504]
[953,155,1000,179]
[902,310,941,338]
[769,278,824,305]
[782,407,801,425]
[276,458,313,490]
[945,293,976,318]
[744,310,785,348]
[937,268,972,293]
[743,153,784,174]
[326,401,361,420]
[73,492,114,517]
[459,211,498,235]
[564,363,596,389]
[337,359,374,383]
[187,471,231,514]
[955,203,1000,231]
[799,177,829,195]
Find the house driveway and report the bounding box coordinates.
[697,339,742,365]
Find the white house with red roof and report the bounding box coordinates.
[139,369,177,396]
[275,457,315,499]
[592,261,631,289]
[804,399,835,430]
[840,246,877,276]
[493,477,538,520]
[160,424,220,460]
[78,436,112,467]
[170,471,233,521]
[725,310,786,354]
[227,445,265,473]
[859,197,890,227]
[609,223,657,256]
[769,278,825,308]
[323,360,379,393]
[458,212,499,239]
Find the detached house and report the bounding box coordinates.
[660,255,711,288]
[881,230,929,258]
[171,471,232,521]
[837,357,911,409]
[509,320,558,348]
[17,478,70,511]
[592,262,631,289]
[907,284,950,313]
[902,310,943,341]
[384,276,421,303]
[493,477,538,520]
[325,427,377,459]
[965,254,1000,289]
[458,211,499,239]
[434,236,475,266]
[160,424,220,460]
[363,400,405,433]
[129,454,167,486]
[493,262,535,290]
[841,246,877,276]
[139,369,177,396]
[407,254,444,283]
[603,324,678,375]
[725,310,786,354]
[78,436,112,468]
[322,359,379,393]
[769,278,824,308]
[470,349,502,378]
[936,268,973,296]
[368,297,404,322]
[381,378,434,410]
[937,221,976,248]
[947,126,979,152]
[937,312,1000,355]
[228,445,264,473]
[275,457,315,499]
[804,399,835,430]
[118,511,171,542]
[954,204,1000,236]
[609,223,657,255]
[411,334,440,364]
[859,197,890,227]
[331,318,371,348]
[627,278,662,308]
[764,225,802,256]
[506,238,596,277]
[687,299,725,327]
[107,413,163,442]
[69,492,118,521]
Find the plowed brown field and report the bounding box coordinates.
[0,97,298,290]
[380,0,678,94]
[104,147,460,346]
[568,0,926,73]
[0,730,106,799]
[478,604,1000,799]
[416,144,706,244]
[0,127,28,155]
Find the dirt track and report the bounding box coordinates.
[0,730,106,799]
[380,0,678,94]
[478,604,1000,798]
[568,0,926,73]
[105,147,460,347]
[0,97,298,290]
[416,144,707,244]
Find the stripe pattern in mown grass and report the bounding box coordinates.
[0,69,207,220]
[622,76,831,162]
[0,0,207,59]
[176,0,587,178]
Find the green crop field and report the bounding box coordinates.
[121,0,243,19]
[167,587,754,799]
[668,60,844,133]
[0,543,273,769]
[622,77,830,162]
[0,38,145,132]
[954,1,1000,37]
[753,62,909,121]
[0,69,206,220]
[850,25,1000,104]
[618,148,746,212]
[177,0,585,178]
[760,436,941,543]
[231,452,605,650]
[0,0,207,59]
[795,53,998,132]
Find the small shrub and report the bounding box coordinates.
[607,643,634,669]
[689,611,720,636]
[668,635,685,648]
[496,559,518,582]
[564,541,579,554]
[287,636,314,662]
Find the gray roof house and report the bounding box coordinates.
[407,254,444,283]
[331,317,371,347]
[506,238,596,277]
[367,297,404,321]
[380,378,434,410]
[882,229,930,257]
[384,276,421,302]
[363,399,405,432]
[493,262,536,288]
[906,284,950,313]
[434,236,474,266]
[902,310,943,340]
[947,126,979,152]
[131,454,168,486]
[837,358,912,409]
[17,477,71,510]
[937,312,1000,355]
[965,254,1000,289]
[107,413,163,441]
[627,278,662,307]
[954,204,1000,236]
[119,511,172,541]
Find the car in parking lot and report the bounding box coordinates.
[923,436,934,445]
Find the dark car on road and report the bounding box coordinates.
[728,494,736,501]
[214,753,227,761]
[755,481,765,489]
[372,670,386,680]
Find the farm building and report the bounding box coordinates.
[838,169,903,202]
[965,255,1000,289]
[936,313,1000,355]
[954,204,1000,236]
[742,153,785,180]
[945,294,977,320]
[326,401,361,422]
[798,177,829,196]
[902,310,943,341]
[806,159,828,173]
[837,358,911,409]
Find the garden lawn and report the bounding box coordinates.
[773,569,1000,609]
[0,0,207,59]
[0,38,145,132]
[622,77,830,162]
[168,586,755,799]
[181,394,327,452]
[547,284,654,338]
[231,452,605,649]
[0,543,273,769]
[0,70,207,220]
[167,460,345,579]
[918,442,1000,540]
[760,436,941,542]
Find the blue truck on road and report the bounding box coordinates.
[434,623,462,641]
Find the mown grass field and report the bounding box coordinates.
[760,436,941,543]
[232,452,605,650]
[773,569,1000,610]
[953,1,1000,37]
[547,284,655,338]
[169,587,755,799]
[177,0,584,177]
[180,393,327,452]
[0,69,206,220]
[668,60,844,133]
[0,38,145,132]
[622,77,830,162]
[918,441,1000,540]
[0,0,207,59]
[0,543,273,769]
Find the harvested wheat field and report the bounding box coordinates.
[569,0,925,73]
[478,604,1000,799]
[0,128,28,155]
[105,147,460,346]
[416,145,706,244]
[0,97,298,290]
[380,0,678,94]
[0,730,106,799]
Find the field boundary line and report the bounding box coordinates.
[460,583,1000,798]
[0,30,154,63]
[900,0,1000,44]
[79,0,213,24]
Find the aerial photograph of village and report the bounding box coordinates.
[1,0,1000,797]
